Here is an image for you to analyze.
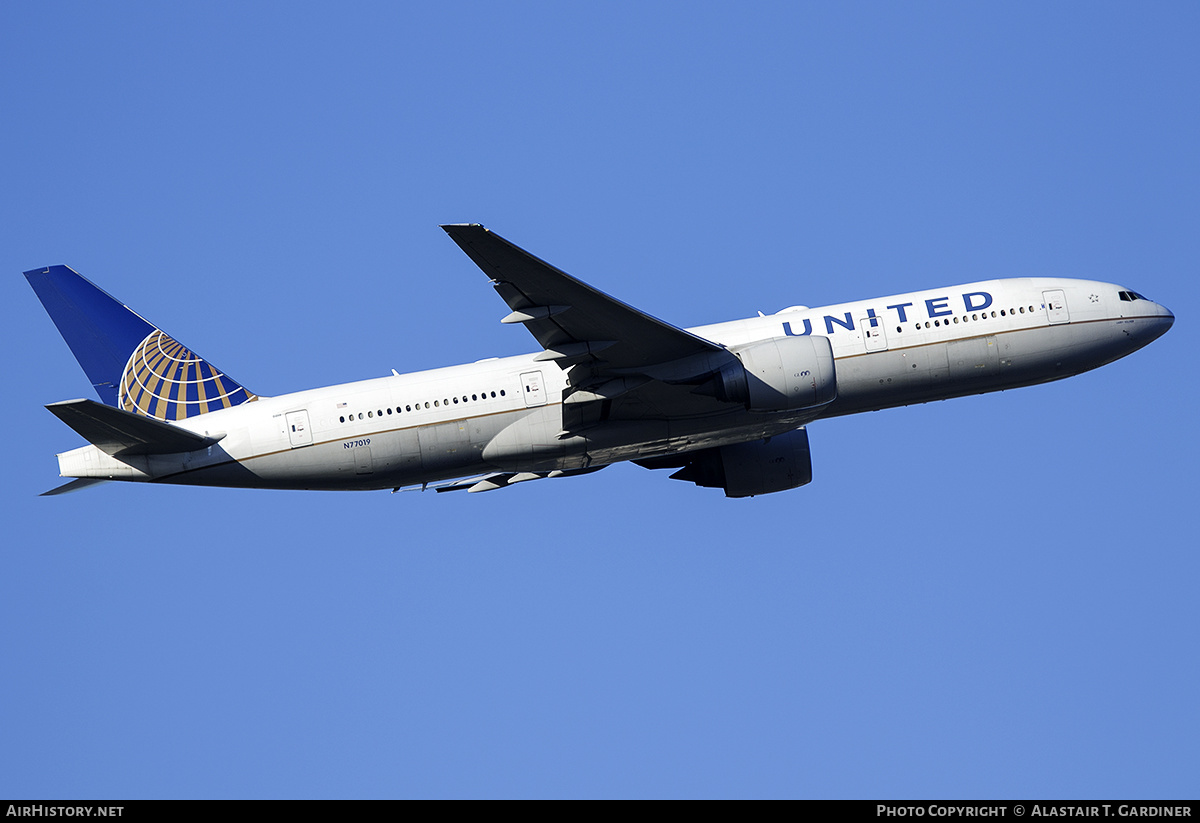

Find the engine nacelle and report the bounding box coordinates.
[669,427,814,498]
[713,335,837,412]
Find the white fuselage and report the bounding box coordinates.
[55,277,1174,491]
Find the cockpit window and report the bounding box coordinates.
[1119,290,1149,302]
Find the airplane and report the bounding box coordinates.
[25,224,1174,498]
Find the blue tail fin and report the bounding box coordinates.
[25,265,257,421]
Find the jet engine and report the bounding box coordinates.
[709,335,836,412]
[638,427,814,498]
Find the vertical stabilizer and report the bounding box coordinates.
[25,266,257,421]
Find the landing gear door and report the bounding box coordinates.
[286,409,313,448]
[861,315,889,352]
[1044,290,1070,325]
[520,371,547,407]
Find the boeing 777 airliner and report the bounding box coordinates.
[25,225,1174,497]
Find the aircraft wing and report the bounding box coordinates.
[441,224,734,379]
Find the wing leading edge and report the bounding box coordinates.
[441,224,734,377]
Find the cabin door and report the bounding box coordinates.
[521,371,547,407]
[285,410,313,448]
[1044,290,1070,325]
[861,315,889,352]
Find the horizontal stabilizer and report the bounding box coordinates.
[46,399,223,457]
[40,477,112,496]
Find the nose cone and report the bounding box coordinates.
[1141,301,1174,346]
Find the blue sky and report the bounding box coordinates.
[2,2,1197,798]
